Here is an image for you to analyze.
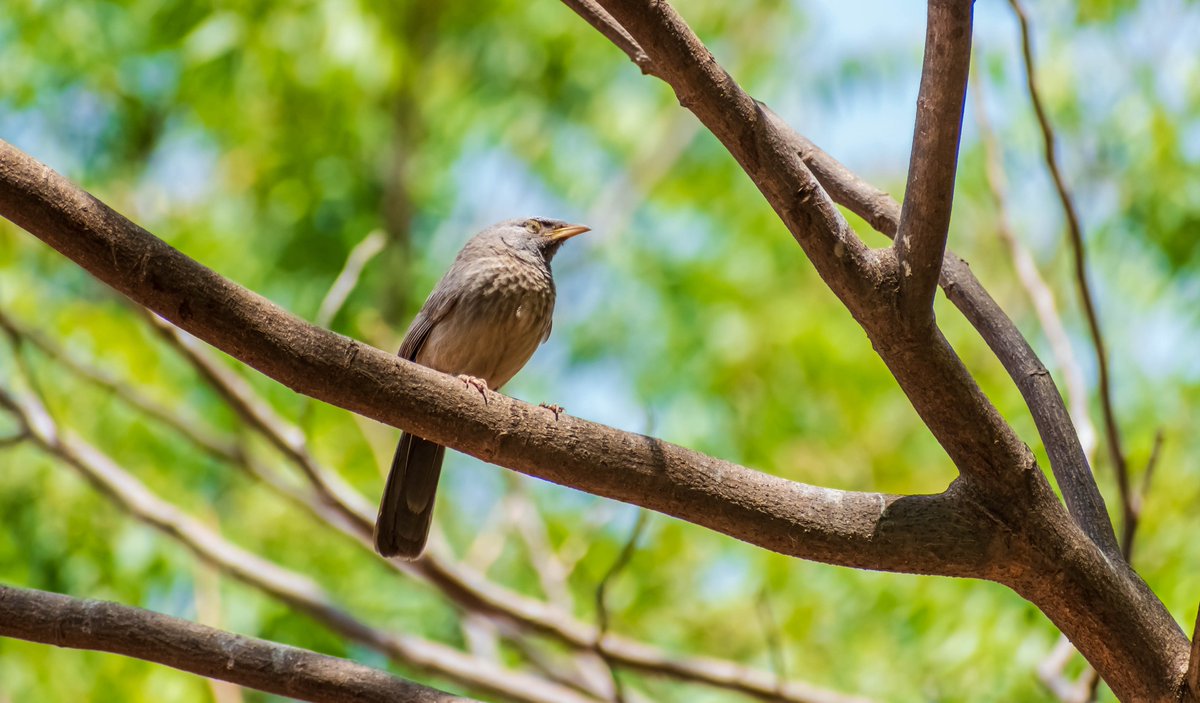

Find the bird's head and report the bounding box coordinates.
[490,217,590,263]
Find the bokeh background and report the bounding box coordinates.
[1,0,1198,700]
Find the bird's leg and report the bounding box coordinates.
[539,402,564,420]
[457,375,490,402]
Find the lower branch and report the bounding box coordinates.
[0,583,468,703]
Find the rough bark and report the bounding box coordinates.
[0,584,469,703]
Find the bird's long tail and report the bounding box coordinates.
[374,432,445,559]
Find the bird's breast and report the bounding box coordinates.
[416,256,556,389]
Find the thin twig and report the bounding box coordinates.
[559,0,655,75]
[0,304,861,703]
[0,306,246,465]
[136,309,868,703]
[0,383,602,703]
[594,510,648,703]
[1134,429,1164,519]
[756,587,789,693]
[1187,605,1200,699]
[970,68,1098,462]
[143,312,376,531]
[1008,0,1133,553]
[1036,636,1094,703]
[315,229,387,329]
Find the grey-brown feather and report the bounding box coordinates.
[373,218,573,559]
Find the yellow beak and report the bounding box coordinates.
[547,224,590,242]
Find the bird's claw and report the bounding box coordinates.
[539,402,564,420]
[457,375,490,403]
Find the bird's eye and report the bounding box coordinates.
[524,219,543,234]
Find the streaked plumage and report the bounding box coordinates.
[374,217,587,559]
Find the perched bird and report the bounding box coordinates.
[374,217,589,559]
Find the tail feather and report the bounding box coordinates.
[374,432,445,559]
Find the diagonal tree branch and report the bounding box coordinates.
[584,0,1043,508]
[894,0,974,323]
[0,324,878,703]
[0,138,994,580]
[558,2,1186,699]
[560,0,655,76]
[0,384,603,703]
[0,8,1188,696]
[765,111,1120,557]
[971,68,1099,465]
[1007,0,1133,556]
[56,304,870,703]
[0,583,469,703]
[555,0,1117,560]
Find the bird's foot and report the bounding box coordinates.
[457,375,490,402]
[539,402,565,420]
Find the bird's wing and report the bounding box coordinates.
[397,279,460,361]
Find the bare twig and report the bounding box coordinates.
[315,229,387,329]
[594,510,648,703]
[559,0,655,76]
[756,588,788,692]
[894,0,975,322]
[0,307,244,464]
[1,306,873,703]
[1187,606,1200,699]
[507,478,577,608]
[144,312,375,533]
[970,69,1098,463]
[1036,636,1095,703]
[462,487,520,573]
[1007,0,1133,552]
[1136,430,1164,516]
[0,583,470,703]
[0,385,602,703]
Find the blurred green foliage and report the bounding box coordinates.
[1,0,1198,701]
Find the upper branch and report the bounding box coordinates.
[0,583,469,703]
[894,0,974,323]
[757,106,1121,557]
[0,138,991,579]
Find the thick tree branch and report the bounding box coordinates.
[894,0,974,322]
[0,584,467,703]
[756,108,1119,557]
[587,3,1045,525]
[0,9,1186,697]
[563,0,1115,559]
[1,308,877,703]
[0,138,995,580]
[561,3,1187,699]
[83,307,867,703]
